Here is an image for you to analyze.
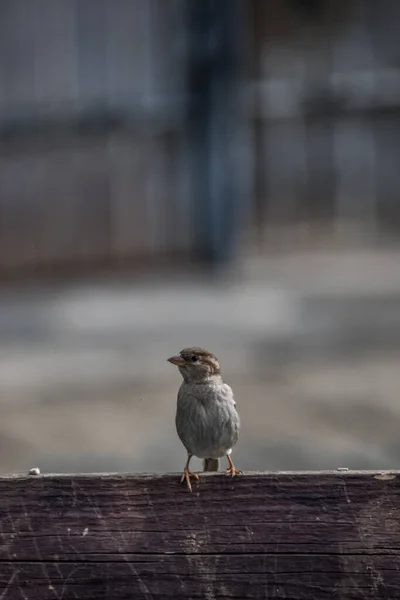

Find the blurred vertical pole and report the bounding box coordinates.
[185,0,246,269]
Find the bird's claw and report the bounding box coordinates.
[180,469,200,492]
[226,466,242,477]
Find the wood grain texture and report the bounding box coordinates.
[0,471,399,599]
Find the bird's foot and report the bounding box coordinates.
[226,465,242,477]
[180,468,199,492]
[226,455,242,477]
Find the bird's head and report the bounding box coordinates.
[167,347,221,383]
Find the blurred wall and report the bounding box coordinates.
[2,1,400,475]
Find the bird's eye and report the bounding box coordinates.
[191,355,198,362]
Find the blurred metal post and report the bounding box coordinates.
[186,0,245,268]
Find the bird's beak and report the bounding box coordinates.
[167,355,186,367]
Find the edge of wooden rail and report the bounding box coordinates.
[1,468,399,598]
[1,469,399,480]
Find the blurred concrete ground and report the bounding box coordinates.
[2,249,400,475]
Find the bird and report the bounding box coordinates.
[167,347,241,491]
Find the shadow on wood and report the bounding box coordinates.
[0,471,399,599]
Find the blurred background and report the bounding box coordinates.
[1,0,400,475]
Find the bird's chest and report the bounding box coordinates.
[176,384,237,458]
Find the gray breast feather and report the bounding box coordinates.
[175,381,240,459]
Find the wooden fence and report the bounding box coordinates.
[2,1,400,276]
[0,0,191,275]
[249,0,400,246]
[0,471,399,598]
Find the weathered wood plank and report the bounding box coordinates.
[0,471,399,599]
[1,558,399,599]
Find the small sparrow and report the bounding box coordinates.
[168,347,241,491]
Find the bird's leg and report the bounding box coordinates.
[226,454,242,477]
[180,455,199,492]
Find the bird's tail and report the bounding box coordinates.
[203,458,220,472]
